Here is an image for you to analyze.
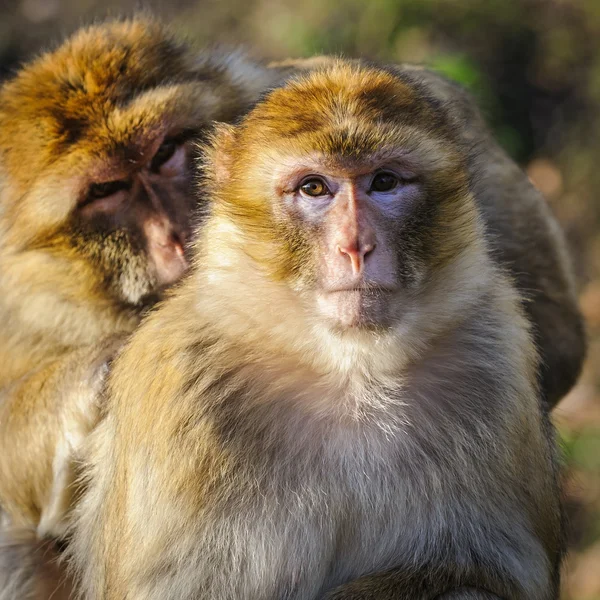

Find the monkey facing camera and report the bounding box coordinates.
[70,61,563,600]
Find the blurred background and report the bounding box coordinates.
[0,0,598,596]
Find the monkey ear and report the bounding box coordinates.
[205,123,237,186]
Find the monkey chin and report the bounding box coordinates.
[315,288,394,331]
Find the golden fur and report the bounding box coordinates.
[70,61,561,600]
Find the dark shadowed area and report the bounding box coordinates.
[0,0,598,597]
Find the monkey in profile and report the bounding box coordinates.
[71,60,562,599]
[0,17,276,599]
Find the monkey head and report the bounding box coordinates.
[0,18,267,309]
[205,62,483,334]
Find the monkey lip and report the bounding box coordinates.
[322,284,397,294]
[315,285,397,329]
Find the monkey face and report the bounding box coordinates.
[210,63,477,331]
[271,160,424,328]
[265,153,470,331]
[0,19,266,310]
[68,131,197,305]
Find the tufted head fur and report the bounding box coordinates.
[0,17,273,350]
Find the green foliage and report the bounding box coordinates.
[562,428,600,474]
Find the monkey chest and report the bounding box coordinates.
[236,432,475,598]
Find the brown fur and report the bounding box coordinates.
[70,61,561,599]
[0,17,278,599]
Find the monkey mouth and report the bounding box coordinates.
[322,283,397,295]
[316,286,396,329]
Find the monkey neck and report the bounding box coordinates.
[0,249,139,382]
[134,250,538,458]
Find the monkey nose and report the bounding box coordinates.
[336,242,375,276]
[165,231,185,254]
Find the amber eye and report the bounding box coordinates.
[299,177,330,197]
[370,172,400,193]
[151,139,178,172]
[84,180,131,203]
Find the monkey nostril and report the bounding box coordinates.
[363,242,376,259]
[337,243,375,260]
[337,243,374,276]
[336,244,358,262]
[178,229,190,249]
[170,231,186,257]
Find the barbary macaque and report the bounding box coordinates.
[0,17,275,598]
[274,57,585,409]
[71,61,562,600]
[0,22,582,599]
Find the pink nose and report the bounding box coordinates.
[336,242,376,276]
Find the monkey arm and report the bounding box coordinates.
[436,592,503,599]
[0,337,123,538]
[324,569,508,600]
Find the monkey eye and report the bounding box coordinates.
[150,131,199,176]
[299,177,330,198]
[84,180,131,204]
[369,172,400,193]
[151,139,178,172]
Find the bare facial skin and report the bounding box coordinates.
[72,130,196,303]
[76,132,194,305]
[70,61,561,600]
[278,163,420,328]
